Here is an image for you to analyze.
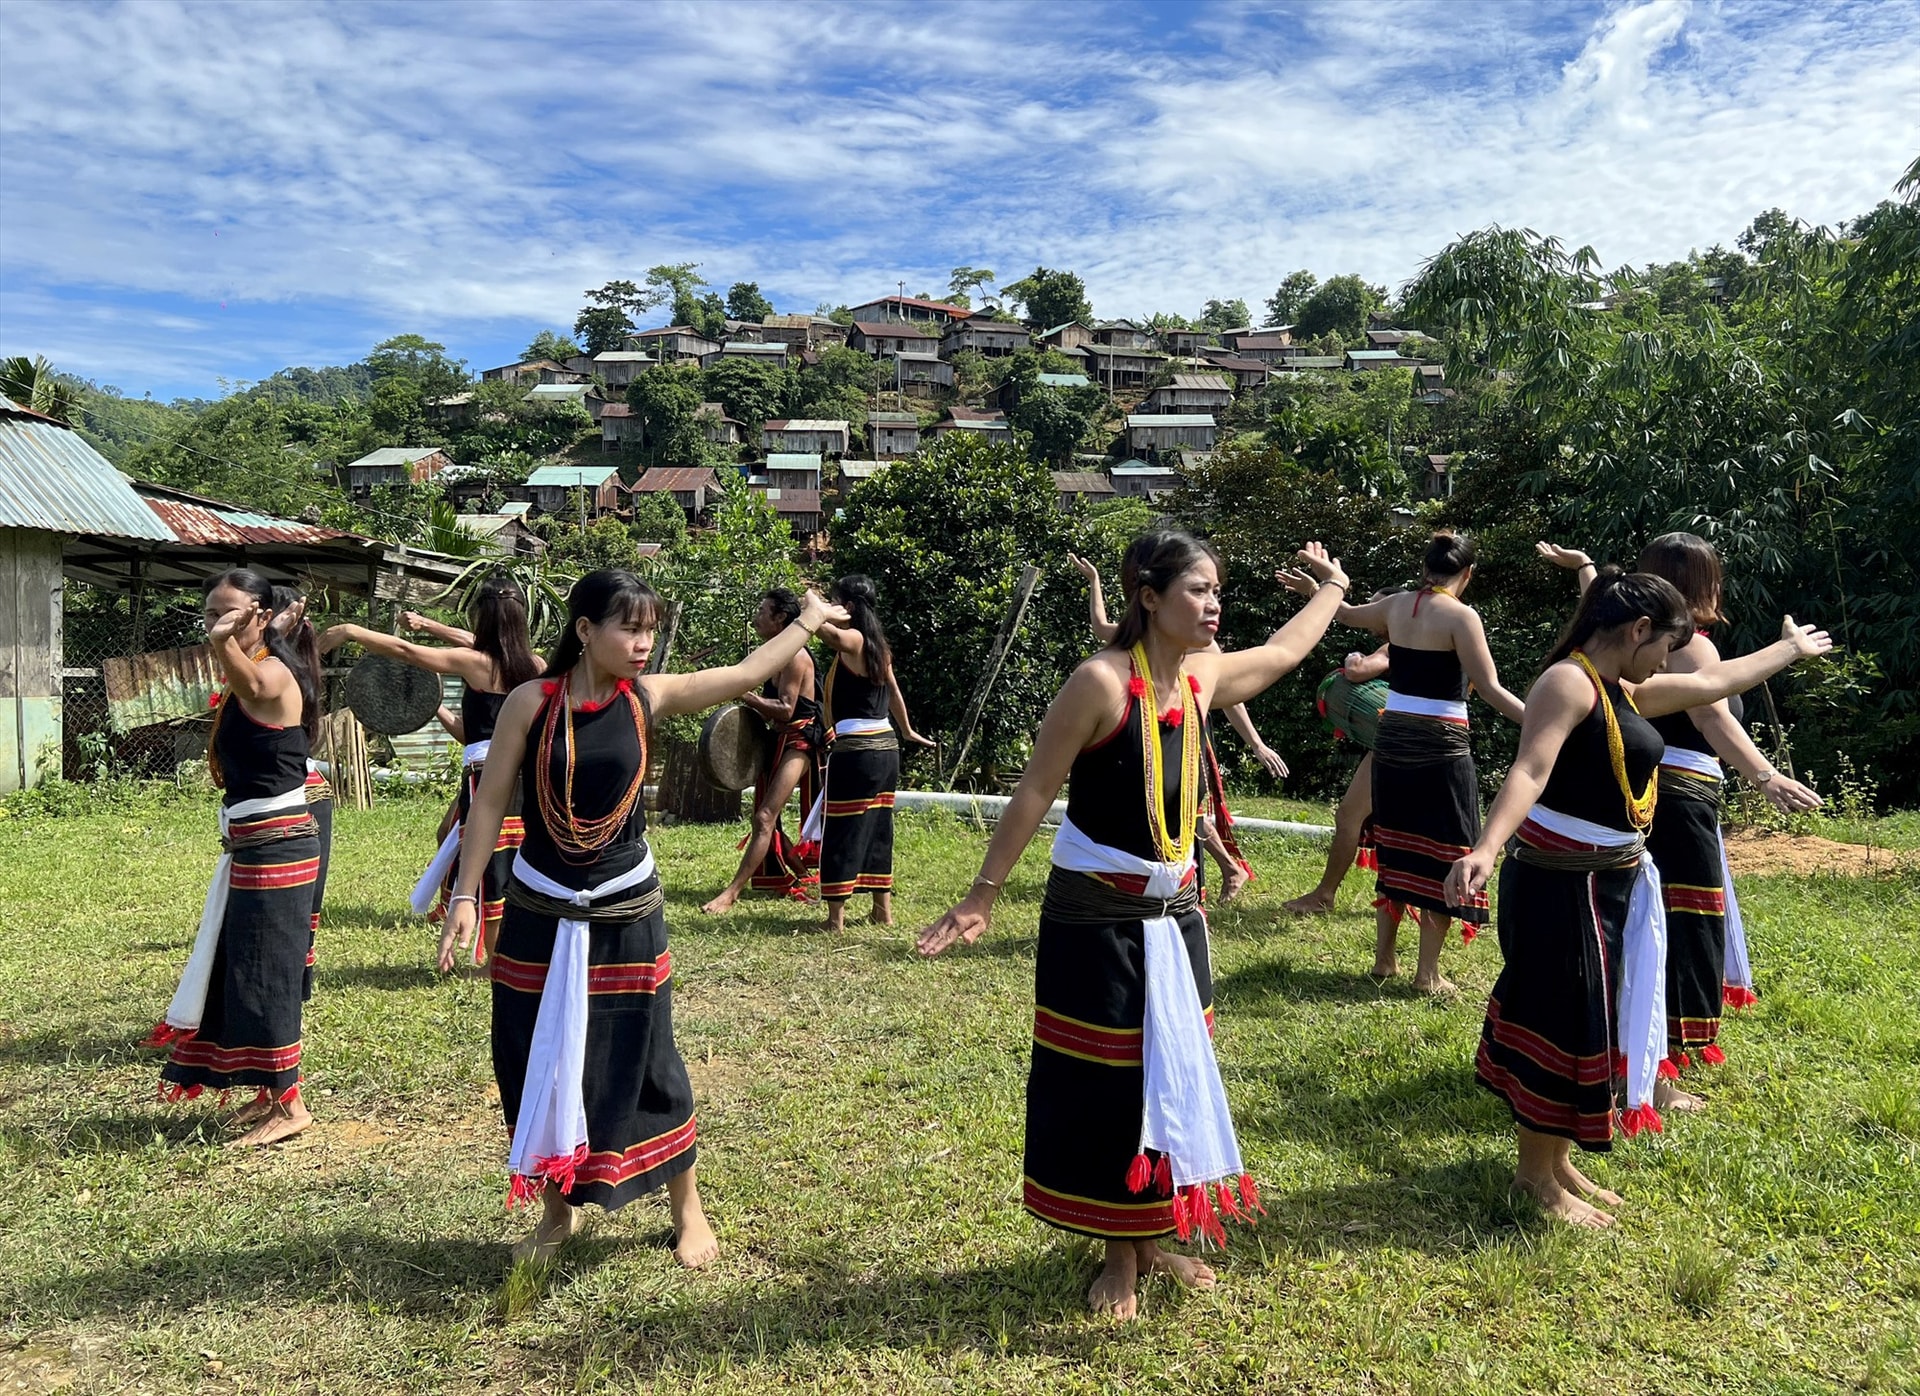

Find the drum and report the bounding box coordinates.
[344,655,444,735]
[1316,670,1389,751]
[699,703,769,791]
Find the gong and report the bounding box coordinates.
[1315,670,1390,751]
[699,703,769,792]
[344,655,444,736]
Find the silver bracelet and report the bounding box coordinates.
[448,894,478,907]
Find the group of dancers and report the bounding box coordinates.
[142,521,1831,1315]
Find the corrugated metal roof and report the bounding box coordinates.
[525,465,617,487]
[1166,373,1231,391]
[1127,415,1215,427]
[766,453,823,469]
[348,447,443,468]
[866,411,919,425]
[593,351,657,362]
[631,467,721,492]
[137,481,354,546]
[1110,460,1177,474]
[720,341,788,355]
[499,501,532,515]
[0,396,176,540]
[767,420,846,434]
[1051,471,1115,493]
[526,383,587,399]
[1345,349,1411,361]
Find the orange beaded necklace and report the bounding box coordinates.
[533,671,649,863]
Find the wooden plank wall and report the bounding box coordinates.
[0,527,66,792]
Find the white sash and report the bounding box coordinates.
[1659,746,1722,779]
[1049,818,1242,1192]
[798,718,895,841]
[504,847,658,1198]
[1383,691,1469,723]
[1718,832,1755,1000]
[1525,804,1668,1124]
[164,786,313,1033]
[407,740,495,915]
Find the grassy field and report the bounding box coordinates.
[0,790,1915,1394]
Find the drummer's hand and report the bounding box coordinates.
[401,610,431,631]
[916,892,991,956]
[439,898,479,973]
[1444,850,1494,909]
[798,590,851,633]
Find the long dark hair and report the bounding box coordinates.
[1636,531,1723,626]
[203,569,318,731]
[1423,530,1475,580]
[829,574,891,672]
[1111,531,1220,650]
[468,572,542,691]
[1542,566,1692,674]
[547,569,661,675]
[269,583,323,744]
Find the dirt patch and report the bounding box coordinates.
[1723,826,1914,878]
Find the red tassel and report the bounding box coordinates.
[1187,674,1201,694]
[1125,1152,1152,1195]
[540,681,559,697]
[794,840,820,863]
[1371,896,1404,927]
[1460,921,1477,945]
[1153,1154,1173,1197]
[1700,1043,1726,1065]
[1658,1058,1680,1081]
[140,1022,192,1049]
[1620,1103,1665,1137]
[1723,985,1759,1010]
[1613,1052,1629,1079]
[1216,1180,1244,1222]
[1185,1185,1226,1249]
[506,1171,543,1210]
[1674,1050,1692,1071]
[1164,705,1184,727]
[1171,1189,1192,1242]
[1128,676,1146,698]
[1237,1173,1265,1216]
[1332,727,1347,741]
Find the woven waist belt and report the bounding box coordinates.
[505,874,667,924]
[222,813,320,852]
[1508,832,1646,872]
[833,730,898,753]
[1042,863,1201,925]
[1658,766,1724,809]
[1373,709,1472,766]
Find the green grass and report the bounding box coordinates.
[0,793,1916,1394]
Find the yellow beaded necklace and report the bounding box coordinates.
[1571,650,1658,829]
[1130,644,1200,865]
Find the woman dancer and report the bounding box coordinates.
[1445,571,1830,1227]
[1070,549,1285,902]
[1540,537,1821,1109]
[440,570,847,1266]
[320,575,543,963]
[919,533,1349,1319]
[270,586,331,1008]
[702,588,825,913]
[807,575,935,932]
[1306,534,1524,992]
[148,570,324,1147]
[1282,643,1391,915]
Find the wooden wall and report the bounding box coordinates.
[0,527,65,792]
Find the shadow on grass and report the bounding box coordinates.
[1236,1062,1491,1157]
[5,1106,225,1157]
[314,902,423,933]
[318,961,444,992]
[1214,954,1434,1008]
[1257,1154,1556,1257]
[0,1029,148,1068]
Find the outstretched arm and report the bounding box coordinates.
[1204,545,1350,709]
[1537,541,1597,595]
[1069,553,1119,644]
[644,592,849,720]
[1629,618,1832,718]
[1344,644,1390,682]
[317,624,495,689]
[1455,609,1526,725]
[404,610,476,647]
[1691,699,1822,813]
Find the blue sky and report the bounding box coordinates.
[2,0,1915,402]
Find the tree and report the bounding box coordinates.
[657,473,801,677]
[627,488,689,547]
[702,357,793,433]
[626,364,705,461]
[688,290,729,342]
[1264,270,1319,327]
[1199,298,1250,333]
[575,280,665,353]
[368,376,428,445]
[1009,385,1101,465]
[0,355,80,424]
[948,266,997,309]
[523,330,583,363]
[364,334,468,402]
[1003,267,1093,330]
[1294,274,1387,342]
[725,281,774,323]
[792,346,882,423]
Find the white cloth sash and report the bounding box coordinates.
[407,741,496,915]
[164,786,312,1033]
[798,718,895,842]
[1525,803,1668,1119]
[504,847,658,1195]
[1718,831,1755,998]
[1049,818,1242,1190]
[1659,746,1722,779]
[1383,691,1469,723]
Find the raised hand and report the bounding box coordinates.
[1275,567,1318,599]
[1536,541,1592,571]
[1293,542,1348,592]
[208,604,258,642]
[315,624,354,655]
[1253,744,1288,778]
[799,590,851,633]
[401,610,431,631]
[1780,616,1833,661]
[1067,552,1100,584]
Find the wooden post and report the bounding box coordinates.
[942,563,1041,790]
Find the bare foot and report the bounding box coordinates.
[1655,1078,1707,1113]
[869,894,895,927]
[226,1089,274,1127]
[227,1095,312,1148]
[1138,1240,1217,1291]
[1088,1241,1141,1319]
[822,907,847,934]
[1515,1173,1615,1228]
[1369,960,1401,980]
[1412,973,1457,996]
[511,1197,584,1265]
[1554,1158,1624,1208]
[699,889,741,916]
[1282,891,1337,915]
[669,1175,719,1269]
[1218,862,1250,904]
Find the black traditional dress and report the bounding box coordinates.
[303,758,333,1001]
[750,662,825,897]
[425,684,525,954]
[1371,620,1489,930]
[817,656,898,902]
[159,696,320,1103]
[1647,689,1745,1068]
[1476,671,1664,1150]
[491,680,696,1210]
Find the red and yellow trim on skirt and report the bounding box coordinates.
[819,872,894,898]
[1023,1177,1176,1238]
[1661,882,1726,915]
[1376,864,1489,912]
[1474,1041,1616,1145]
[1373,826,1474,863]
[572,1117,698,1188]
[825,792,896,818]
[165,1038,302,1076]
[1033,1004,1215,1067]
[229,857,322,891]
[1483,994,1614,1086]
[490,950,673,998]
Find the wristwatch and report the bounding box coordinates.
[1753,769,1776,785]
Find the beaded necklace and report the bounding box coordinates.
[1571,650,1658,829]
[1129,644,1200,865]
[206,643,272,788]
[534,671,649,863]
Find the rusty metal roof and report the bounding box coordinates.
[137,481,351,547]
[630,467,722,492]
[0,395,176,541]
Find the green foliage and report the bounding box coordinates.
[625,363,705,463]
[422,499,482,557]
[1008,383,1105,466]
[656,475,800,701]
[1260,367,1421,499]
[627,488,690,547]
[1265,269,1319,327]
[703,357,793,432]
[1199,297,1250,333]
[1003,267,1092,330]
[832,431,1098,783]
[792,345,882,425]
[521,330,582,363]
[947,266,996,309]
[535,515,655,575]
[2,354,83,423]
[365,335,468,402]
[454,380,592,464]
[725,281,774,323]
[575,280,665,353]
[367,375,428,444]
[1294,274,1388,343]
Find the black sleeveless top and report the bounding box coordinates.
[517,687,651,889]
[763,654,823,732]
[1387,644,1468,702]
[461,685,510,747]
[214,696,309,806]
[1065,690,1186,862]
[1649,693,1743,757]
[1541,675,1665,832]
[825,655,888,725]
